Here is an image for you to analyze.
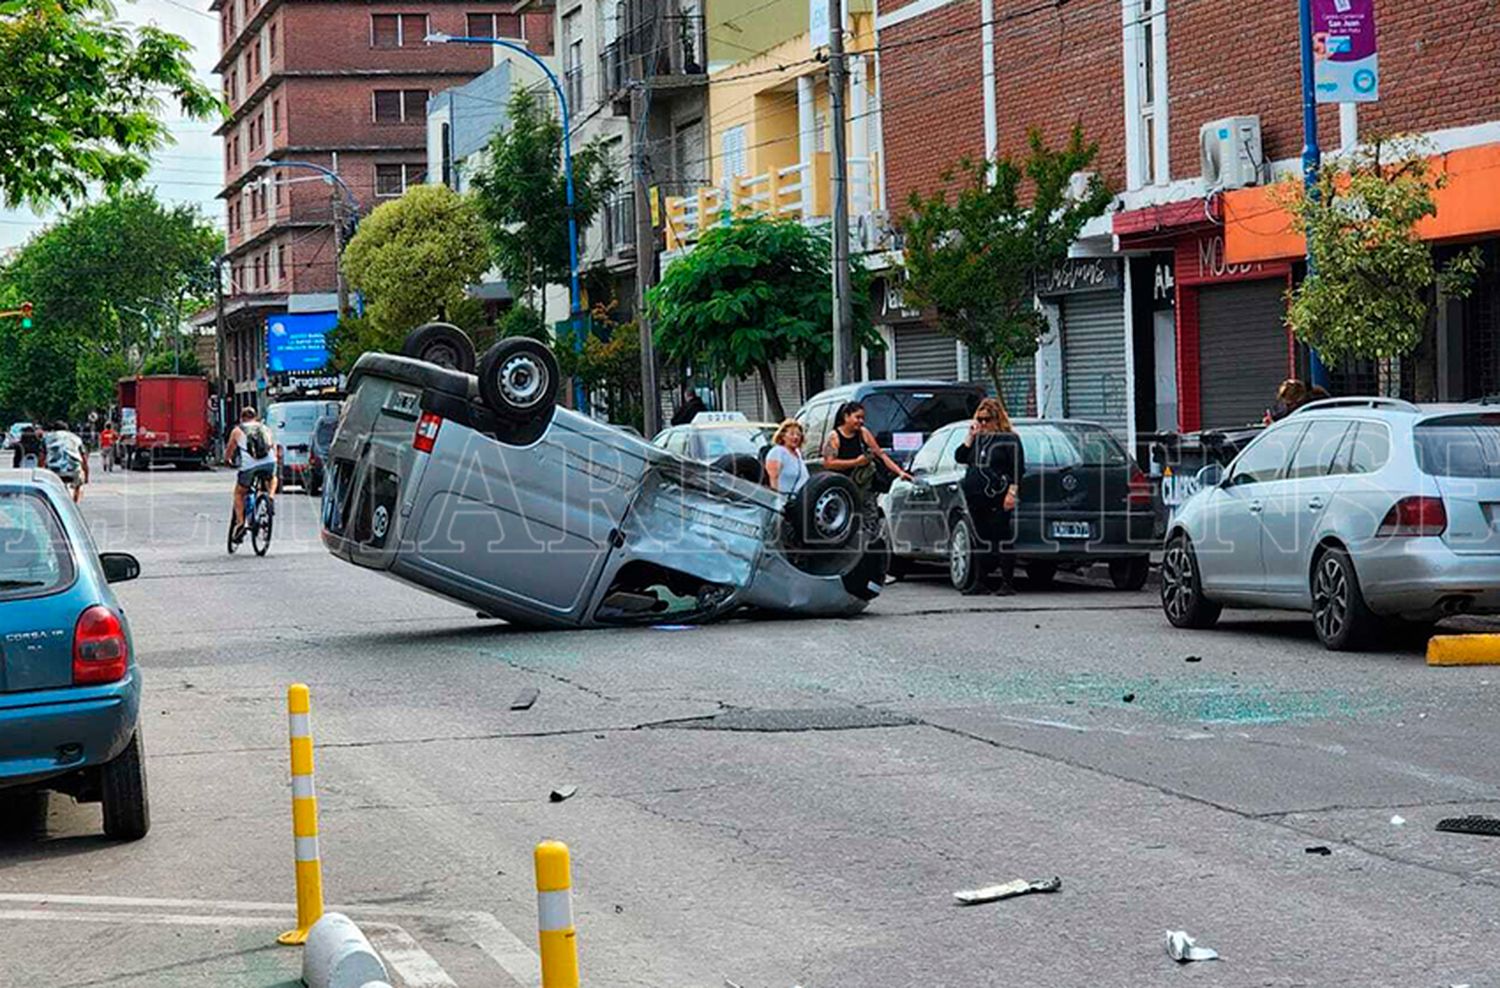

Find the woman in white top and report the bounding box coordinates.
[764,419,809,495]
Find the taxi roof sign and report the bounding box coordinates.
[692,411,748,423]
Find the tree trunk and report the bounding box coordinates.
[756,362,785,421]
[987,355,1012,418]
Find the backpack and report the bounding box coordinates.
[45,433,82,478]
[243,422,271,460]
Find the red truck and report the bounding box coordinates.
[116,375,213,470]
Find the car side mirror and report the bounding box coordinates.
[99,552,140,583]
[1195,463,1225,489]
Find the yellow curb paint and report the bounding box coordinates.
[1427,635,1500,666]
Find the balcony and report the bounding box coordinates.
[664,153,881,251]
[600,14,706,112]
[602,190,636,258]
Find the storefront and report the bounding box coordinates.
[1037,258,1129,440]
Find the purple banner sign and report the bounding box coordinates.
[1312,0,1379,103]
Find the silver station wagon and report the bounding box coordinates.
[320,324,887,629]
[1161,397,1500,650]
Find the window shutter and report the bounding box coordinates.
[373,90,402,122]
[403,90,429,123]
[401,14,426,44]
[372,14,399,48]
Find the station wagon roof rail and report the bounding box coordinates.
[1292,397,1421,415]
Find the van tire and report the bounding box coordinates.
[402,322,476,374]
[786,472,862,553]
[101,732,150,841]
[478,338,560,424]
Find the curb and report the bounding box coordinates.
[303,912,389,988]
[1427,634,1500,666]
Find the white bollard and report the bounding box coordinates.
[302,913,388,988]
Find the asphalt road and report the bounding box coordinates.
[5,464,1500,987]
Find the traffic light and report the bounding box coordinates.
[19,302,32,329]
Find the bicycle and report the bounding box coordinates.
[227,470,274,557]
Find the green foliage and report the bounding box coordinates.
[901,127,1112,403]
[469,87,617,317]
[496,304,549,341]
[140,349,203,376]
[337,183,491,367]
[647,214,876,420]
[0,188,221,420]
[0,0,219,209]
[557,325,644,432]
[1281,136,1483,366]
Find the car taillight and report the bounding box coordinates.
[1377,496,1447,537]
[1126,466,1152,507]
[413,412,442,454]
[73,606,128,685]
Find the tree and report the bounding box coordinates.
[0,189,221,420]
[1279,136,1483,369]
[468,87,617,321]
[140,349,203,376]
[900,127,1112,403]
[0,0,219,208]
[336,184,491,367]
[648,214,877,421]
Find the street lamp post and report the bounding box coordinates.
[256,158,360,318]
[1296,0,1330,389]
[426,32,587,413]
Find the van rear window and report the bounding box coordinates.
[1415,415,1500,478]
[0,491,75,600]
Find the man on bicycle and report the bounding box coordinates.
[226,406,279,542]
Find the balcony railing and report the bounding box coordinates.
[600,14,706,100]
[603,191,636,256]
[664,153,881,251]
[564,64,585,114]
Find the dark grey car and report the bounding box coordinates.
[320,329,887,629]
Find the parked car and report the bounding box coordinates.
[1160,398,1500,650]
[320,325,887,629]
[886,418,1156,589]
[0,468,147,839]
[796,381,987,474]
[652,413,778,481]
[269,399,342,495]
[4,423,33,451]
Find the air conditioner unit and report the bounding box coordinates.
[1200,116,1263,191]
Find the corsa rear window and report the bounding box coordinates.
[861,391,980,438]
[1414,415,1500,479]
[0,491,75,600]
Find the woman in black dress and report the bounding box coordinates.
[954,397,1025,595]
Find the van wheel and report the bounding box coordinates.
[948,515,985,592]
[1311,547,1376,651]
[1109,556,1151,591]
[1161,535,1221,629]
[402,322,476,373]
[478,338,560,424]
[787,472,862,552]
[101,732,150,841]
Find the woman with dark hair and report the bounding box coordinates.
[821,400,912,493]
[954,397,1024,595]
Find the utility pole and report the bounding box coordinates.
[331,189,350,318]
[827,0,855,386]
[213,255,229,447]
[632,85,661,437]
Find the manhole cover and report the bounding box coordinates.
[651,707,915,732]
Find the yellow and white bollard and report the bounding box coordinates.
[535,840,579,988]
[278,683,326,945]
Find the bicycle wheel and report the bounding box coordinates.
[251,497,272,556]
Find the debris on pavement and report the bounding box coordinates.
[549,785,578,802]
[652,624,698,631]
[1165,930,1220,963]
[1185,655,1202,663]
[1122,692,1136,703]
[510,687,539,711]
[953,876,1062,905]
[1436,815,1500,838]
[1390,815,1407,827]
[1305,846,1332,856]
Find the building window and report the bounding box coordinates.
[673,118,703,190]
[563,9,583,110]
[721,125,747,178]
[272,97,282,132]
[814,110,828,154]
[467,12,522,39]
[373,89,428,124]
[1123,0,1168,189]
[375,163,419,196]
[278,243,287,279]
[268,23,277,59]
[272,169,282,205]
[371,12,429,47]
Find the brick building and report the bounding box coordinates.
[202,0,529,411]
[873,0,1500,448]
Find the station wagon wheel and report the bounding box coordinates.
[402,322,476,374]
[1311,547,1375,651]
[478,338,560,425]
[1160,534,1221,630]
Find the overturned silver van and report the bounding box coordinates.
[320,326,886,628]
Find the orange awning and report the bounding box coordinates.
[1223,142,1500,265]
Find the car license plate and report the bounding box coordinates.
[1050,520,1091,540]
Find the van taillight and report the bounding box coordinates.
[1377,496,1447,537]
[1126,466,1152,507]
[73,606,128,685]
[413,412,442,454]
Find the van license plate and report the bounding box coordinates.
[1050,521,1091,539]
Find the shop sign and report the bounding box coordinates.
[1035,257,1122,296]
[1313,0,1379,103]
[876,277,924,323]
[1152,257,1176,309]
[1194,234,1263,281]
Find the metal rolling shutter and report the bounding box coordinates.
[1198,280,1290,429]
[1060,291,1128,437]
[724,359,803,418]
[893,325,958,380]
[969,351,1036,416]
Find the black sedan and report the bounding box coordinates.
[885,418,1158,590]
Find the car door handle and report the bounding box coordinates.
[1307,497,1325,511]
[1248,500,1264,513]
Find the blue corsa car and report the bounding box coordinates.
[0,468,148,839]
